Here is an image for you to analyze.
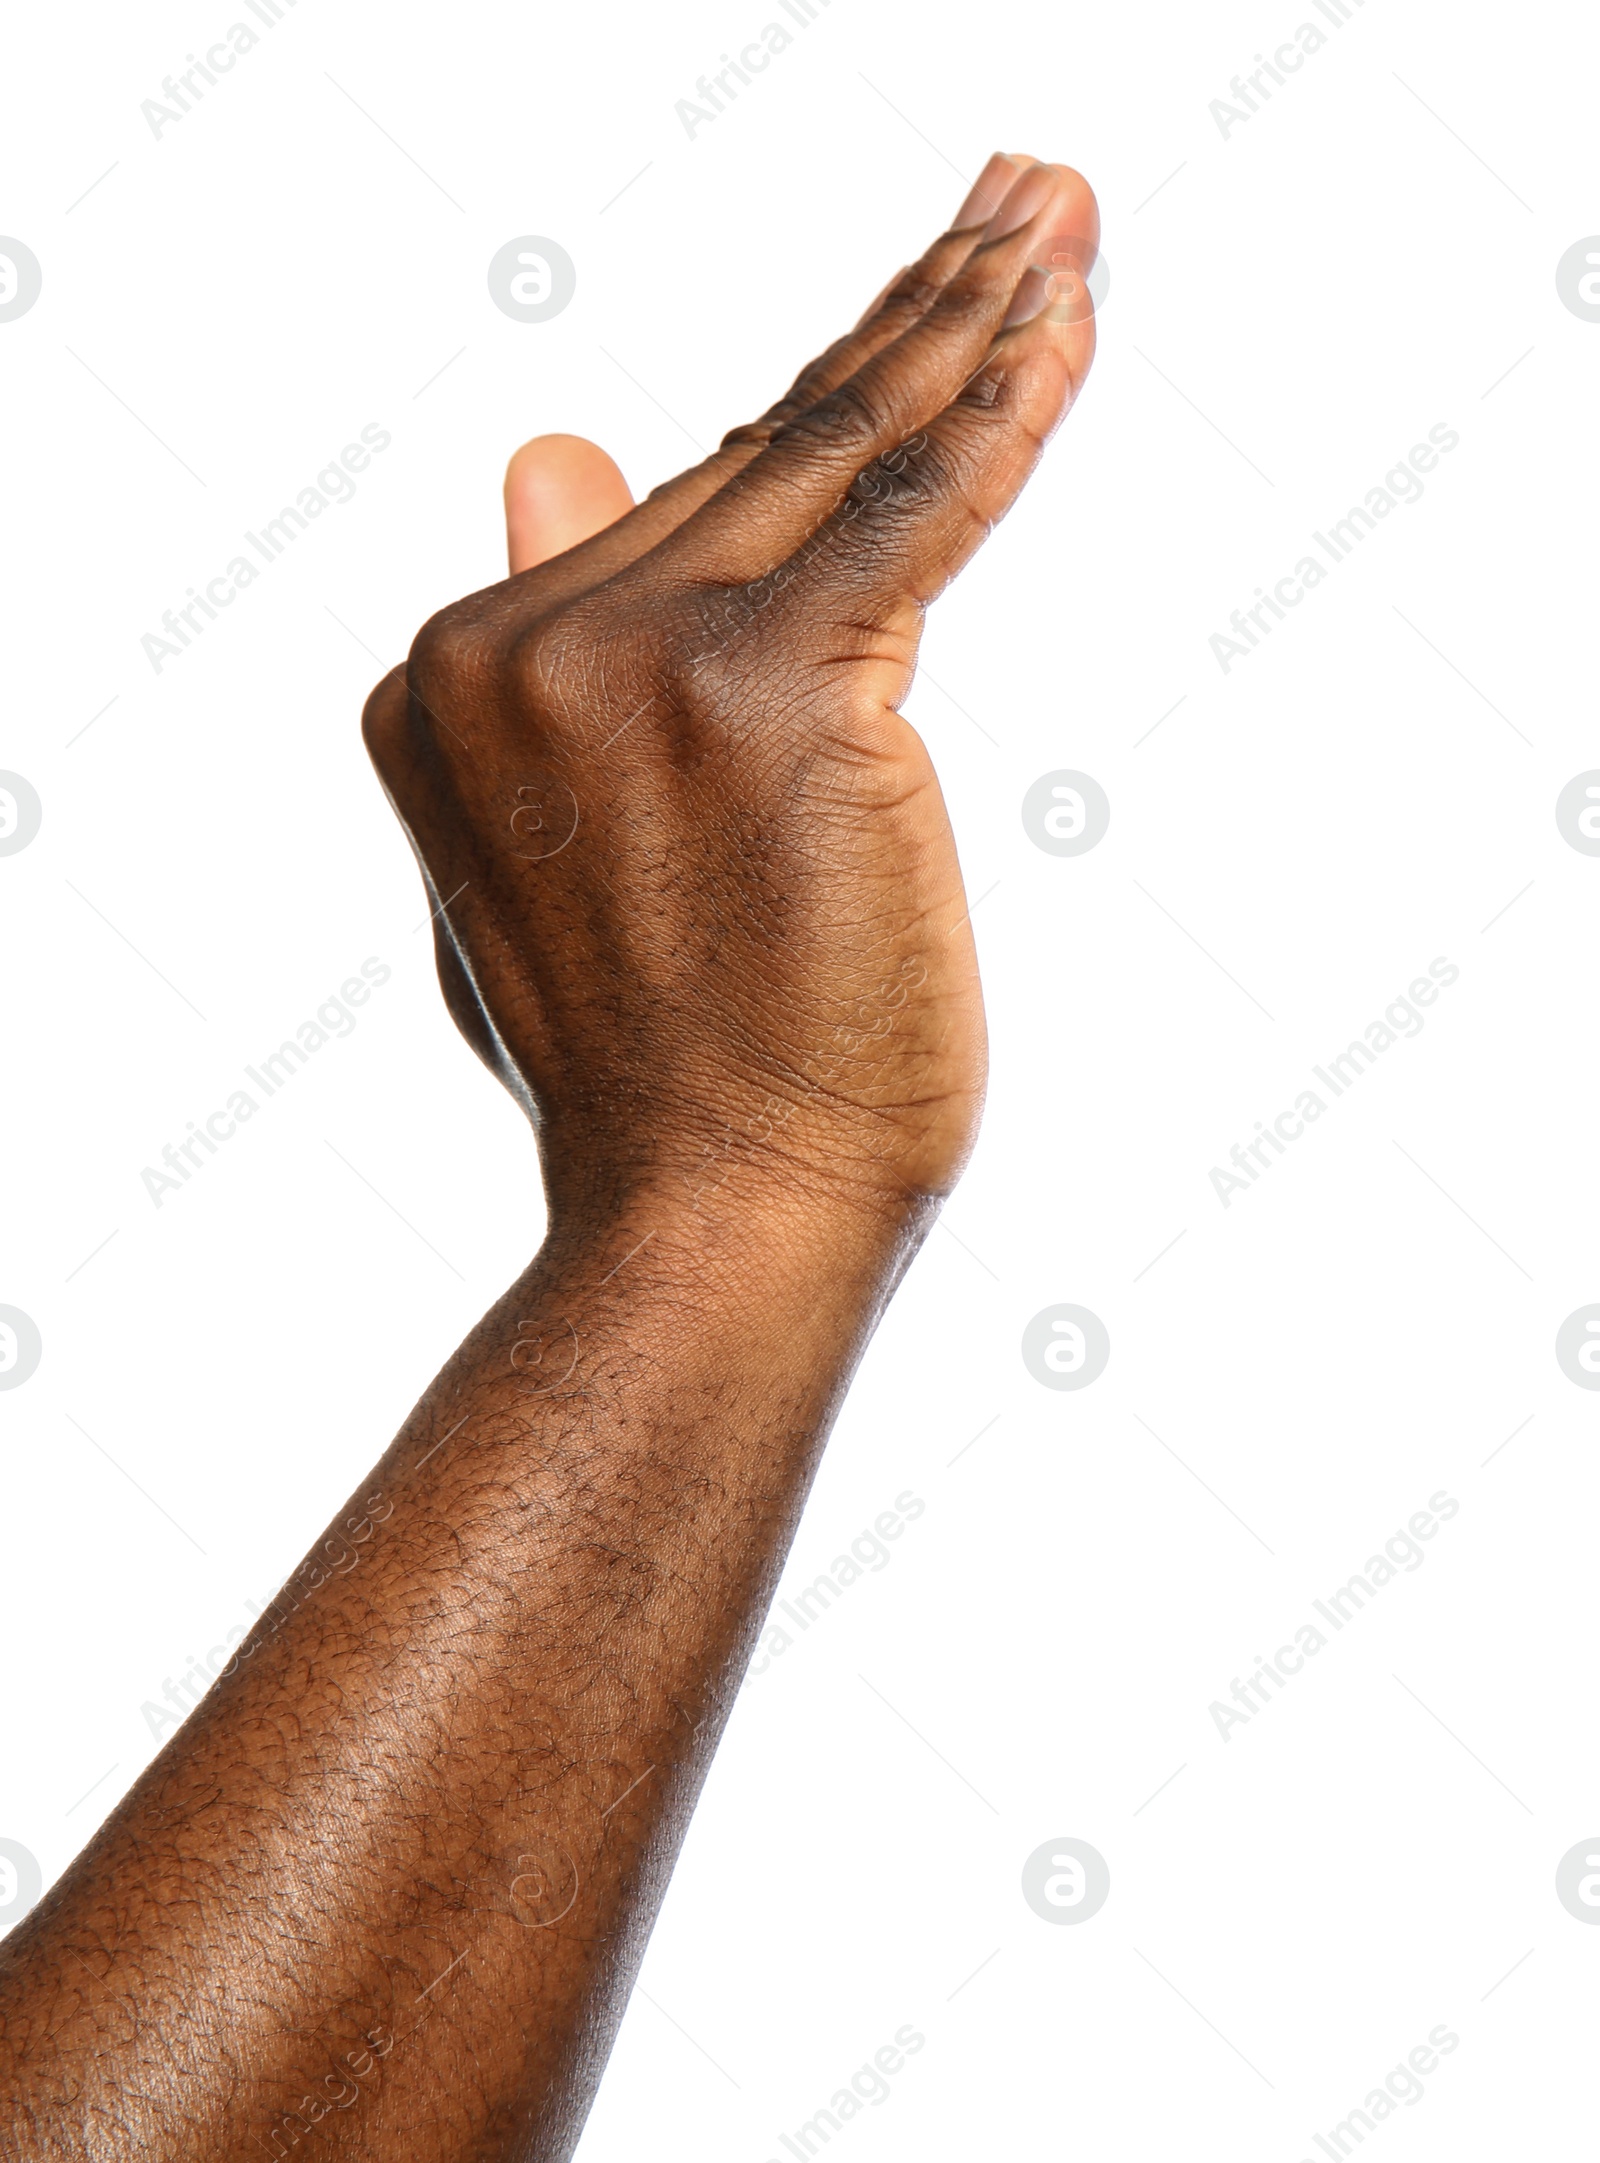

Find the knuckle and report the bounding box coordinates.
[848,429,947,515]
[655,594,744,702]
[759,333,863,431]
[771,376,885,465]
[928,267,1008,334]
[515,589,705,732]
[877,268,944,322]
[649,585,800,726]
[505,603,649,740]
[407,607,491,706]
[718,417,777,455]
[359,668,409,768]
[502,616,569,708]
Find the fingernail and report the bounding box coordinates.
[1002,248,1093,329]
[954,152,1023,230]
[1001,267,1051,328]
[985,162,1062,239]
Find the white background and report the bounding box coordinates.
[3,0,1598,2156]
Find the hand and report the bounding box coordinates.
[363,154,1098,1240]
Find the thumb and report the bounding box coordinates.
[504,433,635,575]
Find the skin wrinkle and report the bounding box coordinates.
[1,156,1098,2161]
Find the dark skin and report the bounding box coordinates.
[0,152,1099,2159]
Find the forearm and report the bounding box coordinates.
[0,1188,926,2160]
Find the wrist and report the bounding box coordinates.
[538,1149,938,1309]
[486,1168,938,1478]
